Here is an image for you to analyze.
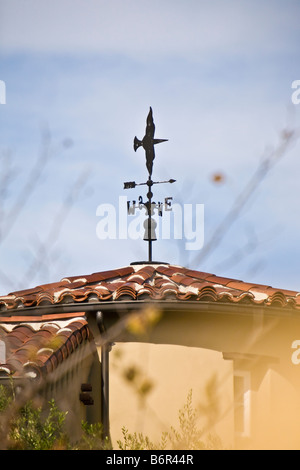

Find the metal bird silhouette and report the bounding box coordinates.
[134,107,168,177]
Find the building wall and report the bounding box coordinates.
[100,305,300,449]
[109,342,234,449]
[108,343,300,450]
[243,368,300,450]
[44,340,101,442]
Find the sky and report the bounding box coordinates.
[0,0,300,295]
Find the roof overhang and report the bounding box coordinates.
[0,298,298,320]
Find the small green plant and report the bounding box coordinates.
[76,421,112,450]
[0,384,13,412]
[117,389,223,451]
[117,426,158,450]
[166,389,206,450]
[0,384,69,449]
[166,389,223,450]
[9,399,69,450]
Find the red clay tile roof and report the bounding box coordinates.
[0,316,91,379]
[0,263,299,312]
[0,263,299,379]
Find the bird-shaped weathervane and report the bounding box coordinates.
[124,107,176,263]
[134,107,168,177]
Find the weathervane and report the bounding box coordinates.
[124,107,176,263]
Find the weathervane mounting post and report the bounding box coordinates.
[124,107,176,263]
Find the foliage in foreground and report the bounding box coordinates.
[117,390,223,450]
[0,384,69,450]
[0,385,76,449]
[0,385,222,450]
[9,399,68,450]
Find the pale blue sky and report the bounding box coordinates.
[0,0,300,294]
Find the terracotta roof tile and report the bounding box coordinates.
[183,269,212,281]
[204,274,239,286]
[0,317,91,379]
[155,265,186,276]
[0,264,299,317]
[62,266,135,284]
[226,280,257,291]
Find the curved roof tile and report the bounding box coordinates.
[0,264,299,379]
[0,263,299,311]
[0,317,91,379]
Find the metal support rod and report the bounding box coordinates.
[147,177,153,262]
[101,343,110,440]
[96,311,110,443]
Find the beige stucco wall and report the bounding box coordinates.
[99,306,300,449]
[108,343,300,450]
[247,368,300,450]
[109,342,234,449]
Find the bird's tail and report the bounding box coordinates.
[134,136,143,151]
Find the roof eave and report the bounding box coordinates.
[0,299,298,320]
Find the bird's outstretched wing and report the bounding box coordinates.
[145,106,155,139]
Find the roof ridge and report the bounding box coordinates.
[0,264,299,313]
